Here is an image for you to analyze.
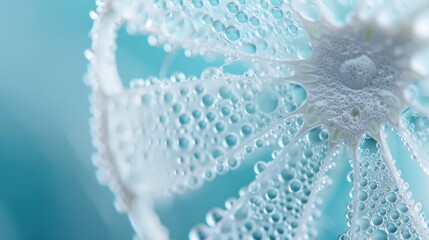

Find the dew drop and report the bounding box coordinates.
[179,114,191,125]
[224,26,241,42]
[233,205,248,221]
[371,215,383,226]
[288,179,302,192]
[219,86,232,99]
[358,190,368,201]
[288,25,298,34]
[213,20,225,32]
[227,2,239,13]
[224,134,238,147]
[242,43,257,54]
[206,208,224,226]
[254,161,266,174]
[257,90,278,113]
[249,17,260,26]
[271,7,283,19]
[208,0,219,6]
[386,192,397,203]
[265,188,279,200]
[269,0,282,6]
[235,11,248,23]
[241,124,253,136]
[370,229,387,240]
[202,94,214,107]
[192,0,203,8]
[179,137,190,149]
[280,169,294,181]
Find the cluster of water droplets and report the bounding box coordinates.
[123,0,312,60]
[399,109,429,175]
[340,137,426,240]
[105,69,308,196]
[190,127,330,240]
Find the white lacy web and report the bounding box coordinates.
[86,0,429,239]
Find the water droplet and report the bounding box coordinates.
[179,137,190,149]
[245,103,256,114]
[208,0,219,6]
[224,26,241,42]
[269,0,282,6]
[215,122,225,132]
[227,2,238,13]
[213,21,225,32]
[192,109,202,119]
[206,208,224,226]
[233,205,248,221]
[241,124,253,136]
[271,7,283,19]
[358,190,368,201]
[371,215,383,226]
[288,25,298,34]
[288,179,302,192]
[235,11,248,23]
[242,43,257,54]
[387,223,397,233]
[224,134,238,147]
[192,0,203,8]
[202,94,214,107]
[257,90,278,113]
[386,192,397,202]
[179,114,191,125]
[278,135,290,148]
[249,17,260,26]
[254,161,266,174]
[265,188,279,200]
[371,229,387,240]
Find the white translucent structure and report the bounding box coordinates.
[87,0,429,239]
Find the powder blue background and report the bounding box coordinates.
[0,1,134,239]
[1,1,428,240]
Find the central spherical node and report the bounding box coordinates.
[340,55,377,90]
[303,30,403,143]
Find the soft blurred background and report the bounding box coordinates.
[1,1,429,240]
[0,1,134,239]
